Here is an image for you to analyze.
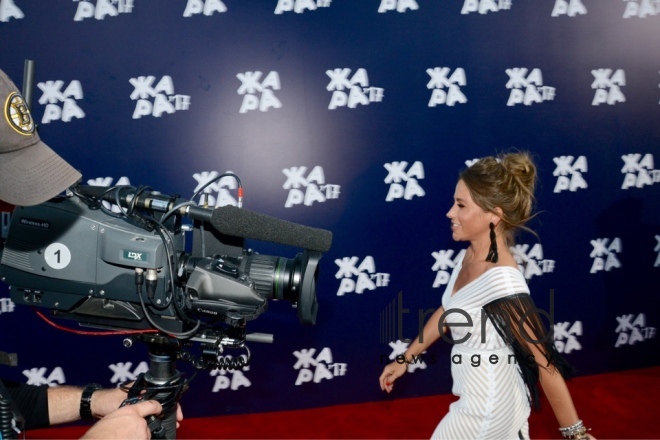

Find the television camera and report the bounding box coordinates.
[0,181,332,438]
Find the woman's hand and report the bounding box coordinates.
[379,361,408,393]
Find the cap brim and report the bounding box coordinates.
[0,138,81,206]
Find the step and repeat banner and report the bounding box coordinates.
[0,0,659,419]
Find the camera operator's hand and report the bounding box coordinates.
[92,386,184,428]
[80,400,163,440]
[90,387,133,418]
[46,384,183,437]
[94,385,184,423]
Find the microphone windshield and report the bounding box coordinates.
[210,205,332,252]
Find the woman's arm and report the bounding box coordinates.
[526,327,594,439]
[403,305,447,360]
[379,306,446,393]
[536,359,579,426]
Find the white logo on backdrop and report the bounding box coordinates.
[23,366,66,386]
[326,68,384,110]
[615,313,656,347]
[506,68,556,106]
[109,361,149,384]
[129,75,191,119]
[0,297,15,315]
[384,161,425,202]
[193,171,240,207]
[378,0,419,13]
[335,256,391,296]
[622,0,660,18]
[293,347,347,386]
[0,0,24,22]
[461,0,512,15]
[591,69,626,106]
[38,79,85,124]
[183,0,227,17]
[589,237,622,274]
[511,244,556,280]
[553,155,588,193]
[465,158,481,167]
[73,0,134,21]
[427,68,467,107]
[551,0,587,17]
[237,71,282,113]
[655,235,660,267]
[431,249,464,288]
[554,321,583,354]
[621,154,659,189]
[282,166,341,208]
[275,0,332,14]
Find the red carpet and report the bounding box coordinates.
[28,366,660,439]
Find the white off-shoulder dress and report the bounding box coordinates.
[431,253,532,439]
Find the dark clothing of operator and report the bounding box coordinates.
[0,379,49,430]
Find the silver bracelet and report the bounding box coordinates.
[559,419,583,434]
[559,420,590,439]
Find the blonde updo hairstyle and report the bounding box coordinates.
[460,151,538,246]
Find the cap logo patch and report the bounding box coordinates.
[4,92,35,136]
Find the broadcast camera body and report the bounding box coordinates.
[0,183,332,371]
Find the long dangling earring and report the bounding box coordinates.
[486,222,498,263]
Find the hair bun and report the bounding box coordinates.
[460,150,538,245]
[500,152,536,195]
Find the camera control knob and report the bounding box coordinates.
[213,259,239,278]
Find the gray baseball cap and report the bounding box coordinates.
[0,68,81,206]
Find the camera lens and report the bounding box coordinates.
[243,254,295,301]
[243,251,320,325]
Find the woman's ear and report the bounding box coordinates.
[491,207,503,227]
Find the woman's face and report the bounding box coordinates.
[446,179,492,243]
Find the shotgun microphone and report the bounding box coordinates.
[208,205,333,253]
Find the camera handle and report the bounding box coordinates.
[121,335,189,440]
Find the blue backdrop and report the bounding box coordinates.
[1,0,659,419]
